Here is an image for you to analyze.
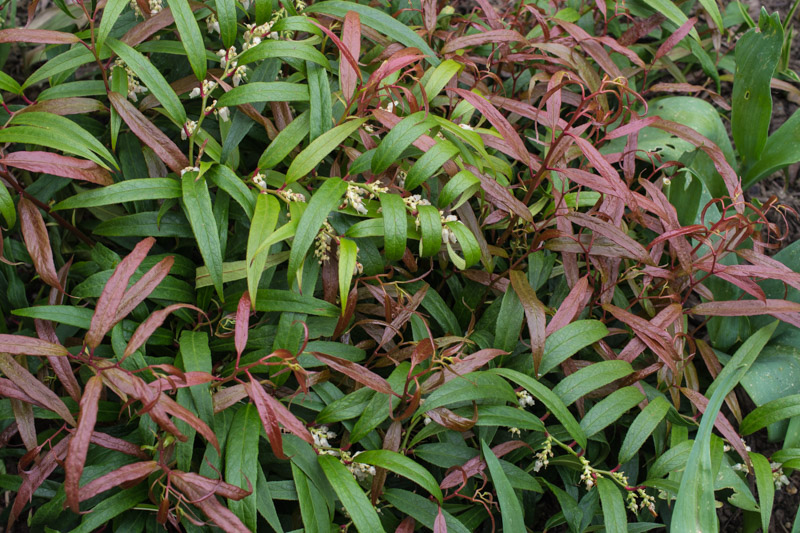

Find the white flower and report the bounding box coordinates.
[458,123,474,131]
[181,120,197,140]
[383,99,401,113]
[343,185,368,214]
[217,106,230,122]
[148,0,163,14]
[310,426,335,448]
[509,427,521,437]
[252,173,267,190]
[188,87,201,99]
[279,188,306,203]
[207,14,220,34]
[579,456,594,491]
[773,462,792,490]
[233,66,247,87]
[516,389,535,408]
[180,166,199,176]
[240,0,251,10]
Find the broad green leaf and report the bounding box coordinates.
[740,394,800,435]
[305,1,440,66]
[673,321,777,533]
[744,108,800,188]
[732,8,783,171]
[422,59,462,101]
[106,38,186,124]
[383,489,470,533]
[446,220,480,268]
[94,211,194,238]
[216,82,310,107]
[490,368,587,449]
[318,454,385,533]
[256,467,284,533]
[372,112,431,174]
[475,405,545,433]
[495,285,524,353]
[0,183,15,228]
[439,169,481,209]
[285,118,367,184]
[417,204,442,257]
[195,252,289,288]
[166,0,207,80]
[355,450,442,502]
[206,164,256,219]
[641,0,699,41]
[238,40,332,70]
[287,177,348,282]
[553,361,633,406]
[538,320,609,376]
[618,396,670,464]
[750,451,774,533]
[580,386,645,437]
[0,71,21,94]
[53,179,181,210]
[292,462,329,533]
[179,331,214,427]
[69,484,147,533]
[482,440,525,532]
[307,61,332,141]
[418,371,517,414]
[182,172,224,299]
[405,139,459,190]
[253,289,339,317]
[697,0,723,33]
[95,0,127,53]
[259,111,310,169]
[216,0,237,48]
[647,439,693,479]
[337,238,357,314]
[542,480,582,533]
[226,404,260,531]
[596,477,627,533]
[379,192,407,261]
[247,194,280,306]
[24,46,95,90]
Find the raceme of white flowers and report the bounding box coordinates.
[309,426,376,481]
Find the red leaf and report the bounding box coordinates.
[120,4,204,47]
[365,49,424,90]
[426,405,477,431]
[509,270,546,373]
[692,299,800,316]
[65,375,104,512]
[79,461,159,502]
[148,371,216,392]
[172,471,250,500]
[396,516,416,533]
[20,97,107,116]
[245,378,285,459]
[681,387,751,469]
[158,393,220,453]
[19,198,62,292]
[86,237,155,349]
[434,507,447,533]
[0,333,69,357]
[312,352,394,395]
[654,17,697,61]
[546,275,590,335]
[90,431,150,459]
[2,151,111,185]
[470,166,533,223]
[0,378,39,405]
[0,28,79,43]
[109,92,189,173]
[564,134,635,205]
[618,304,682,363]
[235,292,250,361]
[0,353,76,425]
[603,304,679,373]
[124,304,203,359]
[439,440,528,489]
[331,12,362,100]
[442,29,525,54]
[36,319,81,402]
[11,399,36,451]
[170,473,251,533]
[603,117,659,141]
[114,256,175,321]
[566,212,653,265]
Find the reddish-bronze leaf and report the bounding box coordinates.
[86,237,155,349]
[365,50,424,90]
[115,256,175,321]
[0,378,39,405]
[618,304,682,363]
[170,474,251,533]
[681,387,750,469]
[0,28,79,43]
[434,507,447,533]
[90,431,150,459]
[691,299,800,316]
[36,319,81,402]
[159,393,220,453]
[1,151,112,185]
[422,349,506,394]
[312,352,394,395]
[471,166,533,223]
[442,29,525,54]
[172,471,250,500]
[602,304,679,373]
[425,405,477,432]
[19,198,62,292]
[79,461,159,502]
[212,384,248,413]
[0,333,69,357]
[10,399,36,451]
[330,13,362,100]
[439,440,528,489]
[64,375,104,512]
[235,292,250,361]
[19,97,106,116]
[0,353,76,425]
[397,516,416,533]
[9,435,71,528]
[566,212,653,265]
[148,371,215,392]
[108,92,189,173]
[121,4,204,46]
[654,17,697,61]
[546,275,590,335]
[124,304,203,359]
[510,270,546,373]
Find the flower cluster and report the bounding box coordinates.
[204,100,230,122]
[181,120,197,141]
[310,425,336,449]
[252,173,267,190]
[110,59,148,102]
[207,14,220,34]
[343,184,369,215]
[440,214,458,244]
[516,389,535,408]
[278,188,306,203]
[314,221,336,263]
[243,21,279,51]
[341,450,377,481]
[772,462,791,490]
[129,0,163,17]
[579,456,595,490]
[188,80,217,99]
[533,435,553,472]
[403,194,431,212]
[180,166,200,177]
[216,47,247,86]
[627,488,656,515]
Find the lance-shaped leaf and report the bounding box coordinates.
[171,472,251,533]
[245,379,285,459]
[566,212,653,265]
[79,461,159,502]
[182,172,224,299]
[285,119,367,184]
[124,304,203,359]
[235,292,250,361]
[0,28,80,43]
[338,238,358,314]
[692,299,800,317]
[247,194,279,306]
[509,270,545,373]
[1,152,112,185]
[439,440,529,489]
[115,256,175,321]
[318,454,386,533]
[0,353,76,425]
[339,11,361,99]
[165,0,206,80]
[442,29,525,54]
[248,378,313,445]
[86,237,155,349]
[19,198,62,292]
[312,351,393,394]
[65,375,103,512]
[681,387,750,465]
[0,333,69,357]
[603,303,679,373]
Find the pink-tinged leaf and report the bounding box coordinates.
[324,13,360,101]
[65,375,103,512]
[470,166,533,223]
[0,28,79,43]
[365,49,424,90]
[0,333,69,357]
[693,264,766,301]
[90,431,150,459]
[170,473,251,533]
[20,97,106,116]
[120,4,202,46]
[595,35,645,67]
[692,299,800,316]
[8,435,71,529]
[19,198,62,292]
[245,378,285,459]
[654,17,697,61]
[411,338,435,369]
[650,118,742,211]
[213,384,248,413]
[681,387,751,469]
[440,441,528,489]
[510,270,546,374]
[235,292,250,361]
[602,304,679,374]
[86,237,155,349]
[0,353,76,425]
[442,29,525,54]
[422,0,436,34]
[148,371,216,392]
[158,393,220,453]
[566,212,653,265]
[603,117,659,141]
[565,134,634,203]
[124,304,203,359]
[115,255,175,321]
[35,320,81,402]
[79,461,159,502]
[248,378,314,444]
[461,270,510,292]
[546,275,590,335]
[11,399,36,451]
[421,349,506,393]
[426,406,477,431]
[556,20,622,78]
[172,471,250,500]
[1,151,112,186]
[397,516,416,533]
[618,304,682,362]
[108,92,189,173]
[0,421,18,449]
[449,88,529,165]
[0,378,39,405]
[312,352,394,394]
[736,249,800,292]
[434,506,447,533]
[474,0,502,28]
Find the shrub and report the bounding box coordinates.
[1,0,800,531]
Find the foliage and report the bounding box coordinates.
[0,0,799,531]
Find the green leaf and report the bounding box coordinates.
[482,440,525,532]
[165,0,207,80]
[0,183,15,228]
[732,8,783,171]
[750,451,774,533]
[744,107,800,188]
[285,118,367,184]
[495,285,524,353]
[418,371,517,414]
[292,462,329,533]
[417,204,442,257]
[253,289,339,317]
[247,194,280,306]
[580,386,645,438]
[318,454,385,533]
[337,238,357,314]
[490,368,587,449]
[553,360,633,406]
[53,179,181,210]
[69,484,147,533]
[422,59,462,102]
[106,38,186,124]
[304,1,440,66]
[538,320,609,376]
[383,489,470,533]
[673,321,778,533]
[216,82,310,107]
[182,172,224,299]
[215,0,237,48]
[206,164,256,219]
[95,0,127,53]
[741,394,800,435]
[618,396,670,464]
[379,192,407,261]
[475,405,545,433]
[372,112,431,174]
[179,331,214,427]
[256,467,284,533]
[259,111,310,169]
[287,177,348,282]
[439,169,481,209]
[307,61,332,141]
[404,140,458,191]
[94,211,194,238]
[225,404,260,531]
[24,46,95,90]
[641,0,699,41]
[0,71,21,94]
[238,40,332,70]
[596,477,627,533]
[445,220,481,268]
[355,450,442,503]
[647,439,693,479]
